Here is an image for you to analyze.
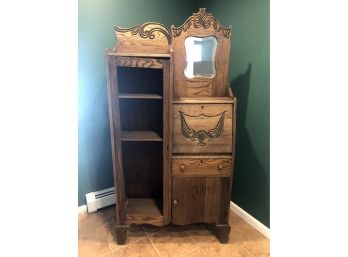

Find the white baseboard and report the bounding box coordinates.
[230,201,270,239]
[78,205,87,214]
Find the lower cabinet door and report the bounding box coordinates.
[172,176,230,225]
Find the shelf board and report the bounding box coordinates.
[173,97,235,104]
[126,198,163,226]
[108,52,170,58]
[119,94,163,99]
[121,131,163,141]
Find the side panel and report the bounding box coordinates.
[105,53,126,225]
[162,60,171,225]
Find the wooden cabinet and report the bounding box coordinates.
[105,8,236,244]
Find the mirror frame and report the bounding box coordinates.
[171,8,232,97]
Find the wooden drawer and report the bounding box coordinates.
[172,157,232,177]
[173,103,233,153]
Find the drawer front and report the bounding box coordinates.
[173,103,233,153]
[172,157,232,177]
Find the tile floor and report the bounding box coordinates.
[78,205,269,257]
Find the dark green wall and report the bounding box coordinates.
[200,0,270,227]
[79,0,270,228]
[78,0,195,206]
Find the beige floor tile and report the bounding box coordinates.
[229,216,270,257]
[110,237,159,257]
[229,211,247,228]
[78,213,111,257]
[98,205,116,225]
[242,237,269,257]
[182,247,207,257]
[78,210,270,257]
[97,207,151,251]
[201,243,254,257]
[149,226,198,257]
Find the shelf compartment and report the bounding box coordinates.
[121,131,162,141]
[125,198,163,226]
[117,66,163,95]
[119,99,163,137]
[119,93,162,99]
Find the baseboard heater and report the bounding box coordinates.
[85,186,116,213]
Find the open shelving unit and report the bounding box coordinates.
[110,62,169,227]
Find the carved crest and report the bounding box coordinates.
[113,22,171,54]
[180,111,225,146]
[171,8,231,38]
[114,22,171,43]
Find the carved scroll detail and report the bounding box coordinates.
[171,8,231,38]
[115,22,171,43]
[179,111,225,147]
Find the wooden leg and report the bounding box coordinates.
[210,224,230,244]
[114,225,129,245]
[204,223,231,243]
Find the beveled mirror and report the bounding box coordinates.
[184,36,217,79]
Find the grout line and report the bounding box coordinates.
[242,244,258,257]
[181,246,201,257]
[142,225,162,257]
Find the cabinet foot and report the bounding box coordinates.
[213,224,231,243]
[114,225,129,245]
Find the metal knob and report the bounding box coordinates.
[218,164,224,170]
[173,200,178,205]
[180,164,185,171]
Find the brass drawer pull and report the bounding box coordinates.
[180,164,185,171]
[173,199,178,205]
[218,164,224,170]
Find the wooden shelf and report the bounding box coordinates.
[125,198,163,226]
[107,52,170,58]
[173,97,234,104]
[119,94,163,99]
[121,131,163,141]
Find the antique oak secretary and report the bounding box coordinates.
[105,8,237,244]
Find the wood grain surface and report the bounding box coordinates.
[173,103,233,153]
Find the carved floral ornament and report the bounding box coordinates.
[114,22,171,43]
[180,111,226,147]
[171,8,231,38]
[113,8,231,46]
